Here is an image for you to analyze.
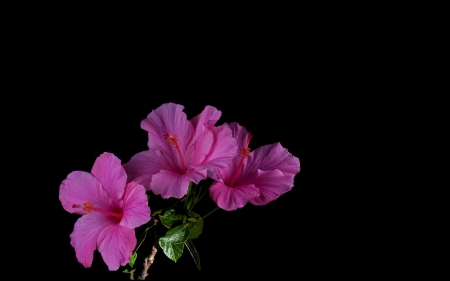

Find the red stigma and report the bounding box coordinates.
[71,201,123,220]
[229,132,253,187]
[246,132,253,143]
[163,133,187,173]
[241,147,250,158]
[163,133,180,147]
[81,202,94,213]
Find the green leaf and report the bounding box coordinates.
[123,268,136,274]
[151,209,163,217]
[159,225,189,262]
[186,212,204,239]
[129,252,137,267]
[160,209,182,228]
[160,241,184,262]
[185,239,201,270]
[160,225,189,243]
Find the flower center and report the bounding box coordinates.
[72,201,123,220]
[229,132,253,187]
[163,133,187,173]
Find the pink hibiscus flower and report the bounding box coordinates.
[59,152,151,271]
[123,102,238,199]
[209,122,301,211]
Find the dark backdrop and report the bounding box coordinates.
[21,23,364,278]
[38,74,331,280]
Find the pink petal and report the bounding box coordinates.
[200,124,238,170]
[217,150,256,188]
[185,165,208,183]
[204,122,249,184]
[123,150,173,191]
[228,122,251,149]
[150,170,191,199]
[246,143,300,177]
[91,152,127,206]
[249,169,295,206]
[208,158,239,185]
[59,171,112,215]
[209,181,260,211]
[190,105,222,130]
[207,168,221,181]
[190,124,214,164]
[120,181,151,229]
[190,105,224,165]
[140,103,195,156]
[97,224,136,271]
[70,213,114,268]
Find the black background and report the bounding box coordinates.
[45,90,323,280]
[37,77,333,280]
[19,18,373,280]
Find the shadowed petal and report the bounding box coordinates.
[186,165,208,183]
[190,124,214,164]
[97,224,136,271]
[123,150,174,191]
[91,152,127,206]
[209,155,240,185]
[228,122,251,149]
[249,169,295,206]
[70,213,113,268]
[206,122,252,186]
[150,170,191,199]
[60,171,112,215]
[245,143,300,177]
[200,124,238,170]
[209,181,260,211]
[120,181,151,229]
[190,105,222,130]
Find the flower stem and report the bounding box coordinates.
[201,206,220,220]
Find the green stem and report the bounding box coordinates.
[184,182,194,209]
[134,223,154,252]
[196,187,207,203]
[201,206,220,220]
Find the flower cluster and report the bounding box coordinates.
[59,102,300,279]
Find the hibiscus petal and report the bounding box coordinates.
[120,181,151,229]
[228,122,251,149]
[245,143,300,177]
[207,168,221,181]
[208,155,240,185]
[200,124,238,170]
[190,105,222,130]
[140,103,195,156]
[150,170,191,199]
[205,122,250,184]
[186,165,208,183]
[60,171,112,215]
[249,169,295,206]
[70,213,114,268]
[190,124,214,164]
[209,181,260,211]
[97,224,136,271]
[189,105,223,165]
[123,150,177,191]
[91,152,127,206]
